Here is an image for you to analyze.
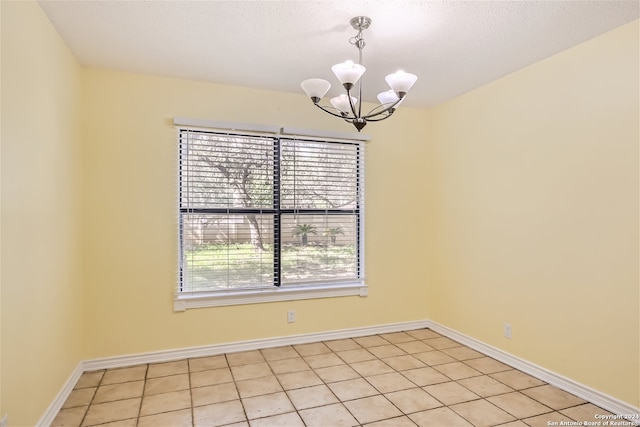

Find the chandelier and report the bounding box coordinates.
[301,16,418,132]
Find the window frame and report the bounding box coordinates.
[174,120,368,311]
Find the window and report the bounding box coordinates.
[176,125,366,310]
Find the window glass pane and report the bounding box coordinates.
[181,213,275,291]
[280,140,359,210]
[281,214,358,285]
[181,132,274,209]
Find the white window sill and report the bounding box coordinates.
[174,282,368,311]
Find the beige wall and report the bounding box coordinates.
[1,1,638,423]
[80,69,431,359]
[426,20,639,406]
[1,1,84,425]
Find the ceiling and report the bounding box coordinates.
[38,1,638,109]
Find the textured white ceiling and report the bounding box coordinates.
[38,1,639,108]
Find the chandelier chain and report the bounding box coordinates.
[349,30,366,65]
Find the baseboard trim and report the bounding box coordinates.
[426,320,640,419]
[39,319,639,425]
[82,320,431,371]
[37,363,84,427]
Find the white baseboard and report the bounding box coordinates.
[39,319,639,425]
[37,363,84,426]
[426,320,640,420]
[82,320,431,371]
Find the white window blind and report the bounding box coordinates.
[178,128,364,297]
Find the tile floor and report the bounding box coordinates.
[52,329,613,427]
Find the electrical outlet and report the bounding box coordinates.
[504,323,512,339]
[1,413,8,427]
[287,310,295,323]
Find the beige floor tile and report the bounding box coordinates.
[268,357,309,374]
[74,371,104,389]
[364,415,418,426]
[559,403,613,422]
[261,346,298,361]
[383,355,426,371]
[351,359,395,376]
[344,395,403,424]
[146,373,190,395]
[303,352,344,368]
[298,402,359,427]
[249,412,305,427]
[93,418,137,427]
[488,392,553,419]
[414,350,457,366]
[276,370,324,390]
[242,391,295,419]
[315,364,360,383]
[379,332,416,344]
[496,421,529,427]
[236,375,282,398]
[192,381,239,406]
[231,362,272,381]
[401,366,450,386]
[490,370,545,390]
[464,357,511,374]
[384,387,443,413]
[190,368,233,388]
[138,408,192,427]
[81,398,141,426]
[62,387,96,409]
[424,337,461,350]
[396,341,435,354]
[93,380,144,404]
[354,335,391,347]
[324,338,361,352]
[442,346,485,361]
[407,329,442,340]
[366,372,416,393]
[458,375,514,397]
[287,384,339,410]
[450,399,516,427]
[423,381,481,405]
[193,400,246,427]
[328,378,380,401]
[433,361,483,380]
[523,411,578,427]
[521,384,586,410]
[140,389,191,416]
[147,360,189,378]
[54,332,615,427]
[336,348,377,363]
[227,350,265,366]
[293,342,332,356]
[368,344,407,358]
[51,406,87,427]
[100,365,147,385]
[189,355,228,372]
[409,406,474,427]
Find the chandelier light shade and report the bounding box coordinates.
[301,16,417,132]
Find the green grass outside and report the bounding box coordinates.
[183,243,357,291]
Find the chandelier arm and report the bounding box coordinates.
[314,103,355,119]
[363,110,395,122]
[345,87,360,119]
[362,98,402,120]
